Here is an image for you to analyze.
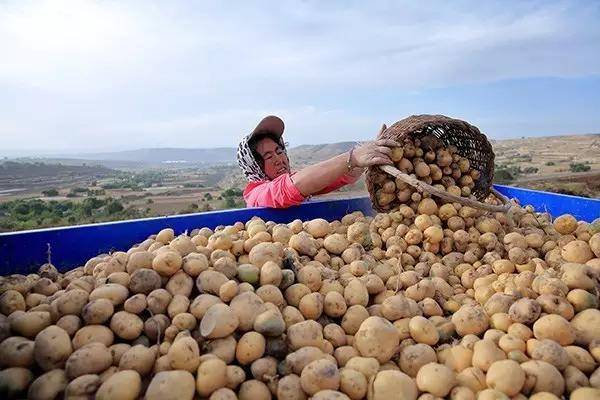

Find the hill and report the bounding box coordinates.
[58,148,237,165]
[0,161,115,192]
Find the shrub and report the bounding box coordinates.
[570,163,591,173]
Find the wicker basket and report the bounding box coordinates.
[366,114,495,212]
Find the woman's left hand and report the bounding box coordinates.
[350,125,400,168]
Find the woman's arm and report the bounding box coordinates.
[291,138,399,197]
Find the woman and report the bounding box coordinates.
[236,115,399,208]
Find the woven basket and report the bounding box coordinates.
[366,114,495,212]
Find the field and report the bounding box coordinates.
[0,134,597,232]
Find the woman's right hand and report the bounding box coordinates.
[350,129,400,167]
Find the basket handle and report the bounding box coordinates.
[379,165,511,213]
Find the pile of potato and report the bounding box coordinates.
[370,137,484,211]
[1,197,600,399]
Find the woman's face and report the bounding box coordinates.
[256,137,290,180]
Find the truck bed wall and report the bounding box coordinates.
[0,185,598,274]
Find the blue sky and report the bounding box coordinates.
[1,0,599,154]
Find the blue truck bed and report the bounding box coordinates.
[0,185,598,274]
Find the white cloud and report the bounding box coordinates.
[0,0,599,151]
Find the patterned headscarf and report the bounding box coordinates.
[237,132,288,182]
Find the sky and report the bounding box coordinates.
[1,0,599,155]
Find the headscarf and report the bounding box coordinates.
[236,132,288,182]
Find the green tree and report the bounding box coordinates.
[570,163,591,173]
[42,189,59,197]
[106,200,124,215]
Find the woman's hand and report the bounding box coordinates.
[350,125,400,168]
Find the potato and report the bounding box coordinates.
[200,303,239,338]
[249,242,284,268]
[451,304,489,337]
[54,315,80,337]
[344,279,368,307]
[565,345,596,373]
[288,320,324,350]
[129,268,162,294]
[562,240,594,264]
[236,331,266,365]
[408,316,439,345]
[181,252,209,277]
[118,345,156,376]
[311,390,351,400]
[368,370,417,400]
[96,370,141,400]
[169,234,196,257]
[124,293,147,314]
[353,316,399,362]
[147,289,172,314]
[521,360,565,396]
[108,343,130,366]
[9,311,51,338]
[416,362,457,397]
[570,387,600,400]
[152,250,183,276]
[52,289,89,316]
[251,356,278,381]
[530,339,569,370]
[554,214,578,235]
[444,345,473,372]
[508,298,541,324]
[145,370,196,400]
[277,374,306,400]
[197,270,229,295]
[0,367,33,398]
[32,325,72,371]
[27,369,68,400]
[64,374,101,398]
[570,309,600,346]
[472,339,506,372]
[126,250,154,273]
[564,365,589,393]
[81,298,114,324]
[72,325,114,349]
[0,336,34,368]
[156,228,175,244]
[254,309,286,337]
[65,342,112,379]
[108,311,143,340]
[590,233,600,257]
[338,367,367,400]
[238,379,272,400]
[299,292,324,320]
[260,261,283,287]
[300,359,340,396]
[344,356,379,379]
[567,289,598,312]
[89,284,128,306]
[0,289,26,315]
[210,387,238,400]
[533,314,575,345]
[324,234,350,255]
[163,335,199,371]
[190,293,222,319]
[485,359,525,396]
[196,358,228,397]
[284,347,327,374]
[166,270,194,297]
[290,232,318,257]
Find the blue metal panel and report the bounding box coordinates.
[0,197,374,274]
[494,185,600,223]
[1,185,598,275]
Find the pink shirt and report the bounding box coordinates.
[243,172,361,208]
